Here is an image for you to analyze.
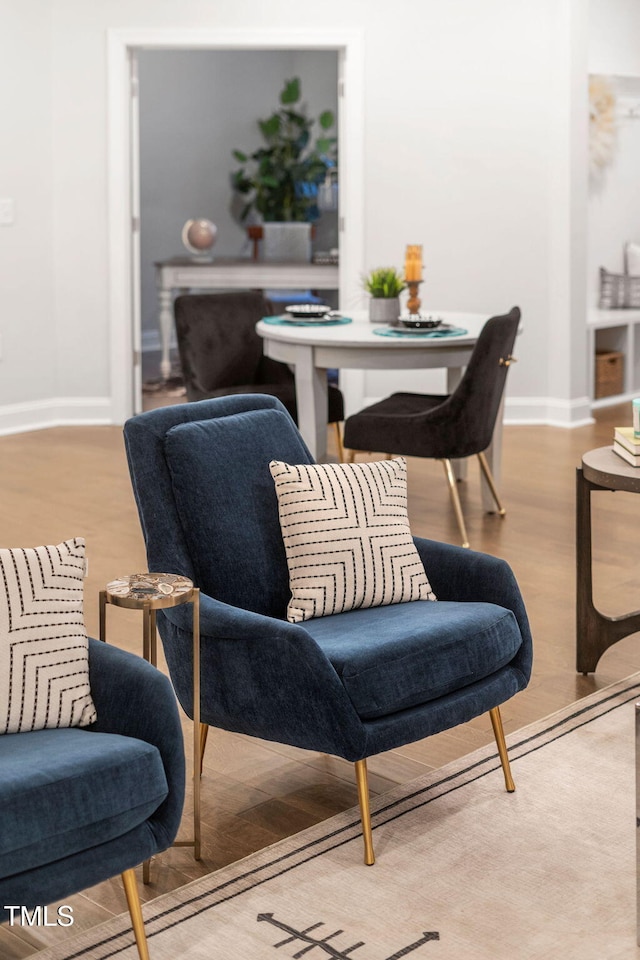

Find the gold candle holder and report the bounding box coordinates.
[406,280,422,315]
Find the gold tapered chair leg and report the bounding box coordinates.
[199,723,209,777]
[489,706,515,792]
[121,868,150,960]
[477,451,506,516]
[441,459,470,548]
[333,422,345,463]
[354,759,375,865]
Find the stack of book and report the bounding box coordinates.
[613,426,640,466]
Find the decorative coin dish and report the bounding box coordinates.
[399,316,443,330]
[284,304,331,319]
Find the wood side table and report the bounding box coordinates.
[100,573,201,864]
[576,446,640,673]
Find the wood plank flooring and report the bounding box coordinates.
[2,403,639,955]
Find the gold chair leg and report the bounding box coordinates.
[121,868,150,960]
[354,759,375,865]
[477,451,506,516]
[333,422,345,463]
[347,448,356,463]
[489,706,515,793]
[199,722,209,777]
[441,459,470,548]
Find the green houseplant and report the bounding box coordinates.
[363,267,406,323]
[231,77,337,225]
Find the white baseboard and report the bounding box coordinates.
[504,395,593,427]
[0,392,596,436]
[0,397,113,437]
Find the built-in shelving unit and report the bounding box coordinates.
[588,308,640,406]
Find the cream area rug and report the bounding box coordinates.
[36,677,640,960]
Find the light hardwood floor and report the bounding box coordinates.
[2,403,640,956]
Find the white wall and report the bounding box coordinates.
[0,0,57,424]
[0,0,601,432]
[589,0,640,77]
[137,49,338,344]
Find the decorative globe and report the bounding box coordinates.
[181,219,218,257]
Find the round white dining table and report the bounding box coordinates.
[257,310,504,511]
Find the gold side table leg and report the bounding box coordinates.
[149,608,157,667]
[142,603,151,662]
[99,591,107,643]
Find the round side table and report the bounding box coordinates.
[99,573,201,863]
[577,446,640,673]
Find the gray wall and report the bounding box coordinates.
[138,49,339,348]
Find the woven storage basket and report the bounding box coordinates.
[595,350,624,398]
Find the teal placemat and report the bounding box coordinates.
[262,315,352,327]
[372,324,468,339]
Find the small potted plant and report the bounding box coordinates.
[363,267,406,323]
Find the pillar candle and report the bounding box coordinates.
[405,244,422,282]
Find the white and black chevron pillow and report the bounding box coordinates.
[0,538,96,735]
[269,457,436,623]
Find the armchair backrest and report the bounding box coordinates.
[173,292,275,400]
[124,396,313,618]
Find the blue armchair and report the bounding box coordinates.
[0,639,185,960]
[124,395,532,865]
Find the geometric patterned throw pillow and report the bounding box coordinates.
[269,457,436,623]
[0,538,96,735]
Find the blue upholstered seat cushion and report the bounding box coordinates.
[0,727,168,876]
[303,600,523,720]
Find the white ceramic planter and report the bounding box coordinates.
[262,222,311,262]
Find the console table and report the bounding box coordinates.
[576,445,640,673]
[155,257,339,380]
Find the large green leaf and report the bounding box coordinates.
[280,77,300,105]
[319,110,334,130]
[259,115,281,139]
[315,137,335,155]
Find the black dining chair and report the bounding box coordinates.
[173,291,345,459]
[343,308,520,547]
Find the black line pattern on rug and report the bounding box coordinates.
[257,912,439,958]
[55,676,640,960]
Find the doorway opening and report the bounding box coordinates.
[107,29,364,422]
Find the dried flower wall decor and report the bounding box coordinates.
[589,75,617,180]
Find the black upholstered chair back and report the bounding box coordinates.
[430,308,520,458]
[173,292,292,402]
